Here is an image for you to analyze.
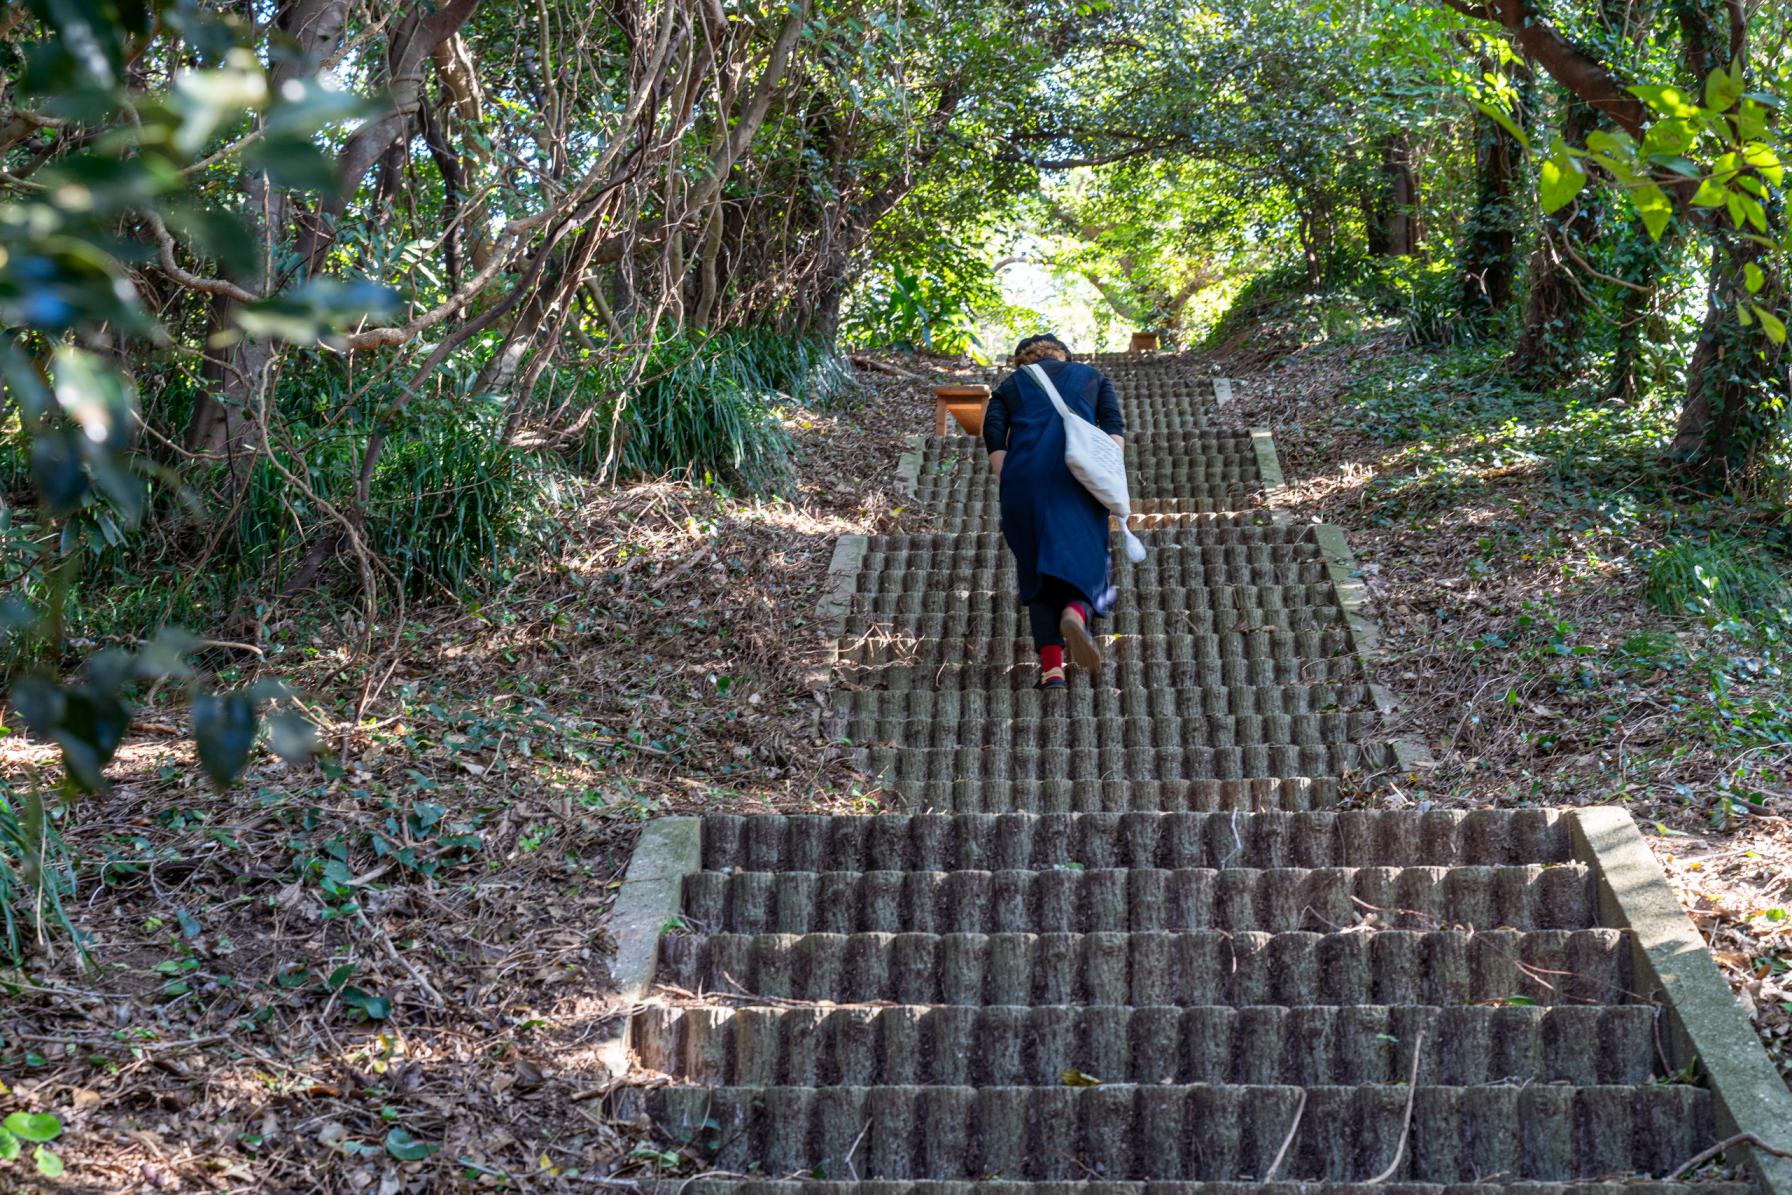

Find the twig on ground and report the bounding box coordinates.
[1365,1029,1425,1184]
[1262,1086,1307,1181]
[1665,1131,1792,1181]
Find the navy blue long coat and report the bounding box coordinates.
[982,358,1126,616]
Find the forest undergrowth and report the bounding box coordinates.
[1215,289,1792,1084]
[0,363,949,1192]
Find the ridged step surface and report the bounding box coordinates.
[841,712,1382,750]
[659,928,1629,1005]
[851,582,1342,616]
[634,1002,1659,1086]
[843,606,1349,640]
[682,865,1593,933]
[838,658,1367,692]
[652,1184,1750,1195]
[698,811,1578,871]
[646,1084,1713,1182]
[657,1186,1749,1195]
[831,684,1381,724]
[861,741,1398,783]
[870,777,1340,813]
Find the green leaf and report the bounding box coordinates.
[1754,306,1787,345]
[1691,178,1729,207]
[191,690,259,787]
[1745,264,1765,294]
[1741,141,1783,186]
[1705,64,1744,113]
[1586,129,1635,156]
[1641,118,1697,158]
[1473,100,1529,153]
[3,1112,62,1143]
[35,1146,64,1177]
[0,1128,19,1161]
[1629,84,1699,117]
[341,987,391,1020]
[384,1128,439,1162]
[1631,183,1673,240]
[1539,139,1587,214]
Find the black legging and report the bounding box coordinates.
[1027,576,1085,651]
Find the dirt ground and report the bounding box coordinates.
[2,333,1787,1193]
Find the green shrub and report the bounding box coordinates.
[1646,539,1787,621]
[366,395,568,596]
[571,329,852,495]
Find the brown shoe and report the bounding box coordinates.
[1060,606,1102,673]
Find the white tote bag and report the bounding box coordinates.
[1024,363,1147,563]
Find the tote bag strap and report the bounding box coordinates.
[1023,362,1077,421]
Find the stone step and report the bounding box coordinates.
[831,684,1379,723]
[860,569,1340,609]
[926,506,1268,532]
[855,555,1330,593]
[841,712,1383,751]
[839,631,1360,670]
[912,473,1265,507]
[644,1083,1711,1181]
[657,929,1630,1005]
[851,583,1341,617]
[867,528,1316,554]
[682,865,1594,934]
[913,475,1263,509]
[831,659,1361,695]
[917,442,1256,469]
[874,777,1339,814]
[1116,415,1233,434]
[839,657,1368,693]
[863,741,1398,783]
[698,811,1576,872]
[633,1003,1658,1087]
[843,606,1348,640]
[650,1184,1751,1195]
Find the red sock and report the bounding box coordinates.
[1040,645,1063,671]
[1066,601,1089,624]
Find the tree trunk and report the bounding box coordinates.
[1667,235,1789,481]
[1508,99,1599,382]
[1606,221,1670,401]
[1460,67,1531,324]
[1366,133,1420,257]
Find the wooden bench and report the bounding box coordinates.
[933,384,992,436]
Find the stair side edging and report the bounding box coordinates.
[1312,523,1433,772]
[817,534,870,638]
[896,432,928,497]
[1249,427,1290,524]
[1573,806,1792,1194]
[598,816,702,1077]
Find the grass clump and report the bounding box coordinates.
[1646,540,1787,622]
[0,779,79,964]
[367,395,569,597]
[576,329,856,495]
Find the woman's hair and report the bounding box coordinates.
[1013,333,1070,367]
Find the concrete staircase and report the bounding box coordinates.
[625,358,1774,1191]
